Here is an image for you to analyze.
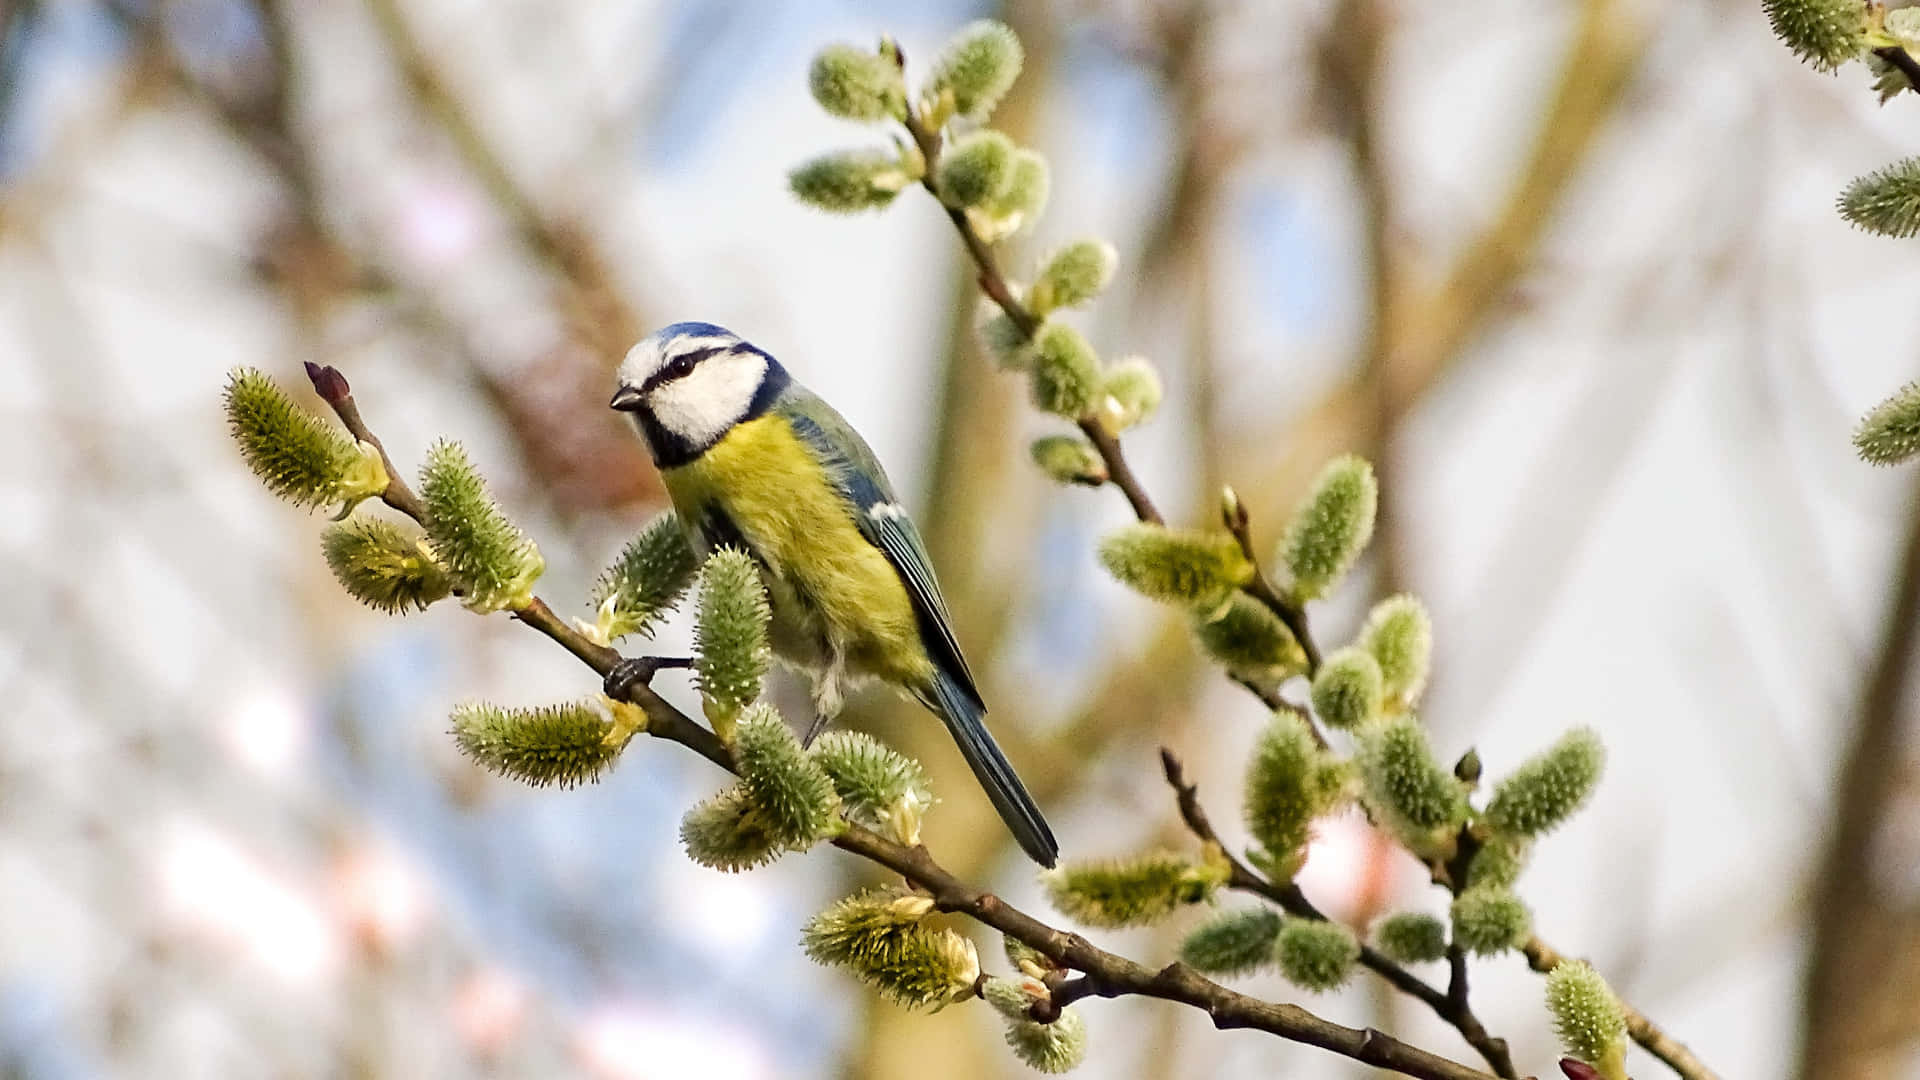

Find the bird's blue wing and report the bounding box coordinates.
[778,392,984,711]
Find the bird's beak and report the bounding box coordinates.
[609,385,644,412]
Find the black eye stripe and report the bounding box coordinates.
[640,346,727,394]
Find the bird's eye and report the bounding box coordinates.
[667,355,697,378]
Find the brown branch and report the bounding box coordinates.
[305,363,1497,1080]
[1874,45,1920,95]
[1160,750,1520,1078]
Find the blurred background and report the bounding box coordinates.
[3,0,1918,1077]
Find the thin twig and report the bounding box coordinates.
[1160,750,1520,1078]
[1874,45,1920,94]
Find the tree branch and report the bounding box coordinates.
[1160,750,1519,1078]
[304,362,1496,1080]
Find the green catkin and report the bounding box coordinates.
[1278,454,1377,602]
[935,130,1016,209]
[1027,321,1102,419]
[1762,0,1868,70]
[1854,381,1920,465]
[589,512,699,640]
[1042,851,1225,929]
[693,548,772,728]
[789,149,916,212]
[1192,594,1307,685]
[1273,917,1359,991]
[1179,908,1283,976]
[1029,436,1107,485]
[1545,960,1629,1079]
[1029,241,1117,314]
[807,43,904,122]
[224,367,380,510]
[1359,593,1432,707]
[1373,912,1449,964]
[926,20,1024,120]
[1358,716,1468,857]
[1310,647,1384,730]
[1097,524,1254,609]
[450,700,621,788]
[732,704,839,848]
[1483,727,1606,837]
[802,888,980,1008]
[1243,713,1349,867]
[680,785,785,872]
[1450,886,1531,956]
[321,518,451,614]
[417,441,544,612]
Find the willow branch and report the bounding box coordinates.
[1160,751,1519,1079]
[305,362,1496,1080]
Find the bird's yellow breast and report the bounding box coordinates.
[661,414,930,686]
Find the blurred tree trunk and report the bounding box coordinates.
[1795,479,1920,1080]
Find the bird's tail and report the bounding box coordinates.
[922,670,1058,867]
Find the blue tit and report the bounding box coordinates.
[608,321,1058,866]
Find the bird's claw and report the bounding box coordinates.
[603,657,660,702]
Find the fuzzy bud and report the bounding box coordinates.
[321,518,451,614]
[808,43,905,122]
[1179,908,1283,976]
[1098,524,1254,609]
[975,149,1050,239]
[935,130,1016,210]
[733,704,839,848]
[451,699,625,788]
[224,368,386,511]
[1450,886,1531,956]
[680,784,785,872]
[812,730,931,845]
[1279,454,1376,603]
[1546,960,1629,1079]
[1484,727,1605,838]
[589,512,699,641]
[1359,593,1432,708]
[1855,381,1920,465]
[1465,833,1532,890]
[1243,713,1350,869]
[803,888,981,1008]
[1273,917,1359,992]
[1192,594,1308,686]
[1042,851,1227,929]
[1099,357,1163,434]
[1358,717,1468,858]
[1373,912,1448,964]
[1311,646,1384,730]
[789,148,916,213]
[1028,241,1117,315]
[1028,322,1102,418]
[1031,435,1108,486]
[983,977,1089,1073]
[926,20,1023,120]
[977,301,1032,369]
[1763,0,1867,71]
[1839,158,1920,239]
[418,441,544,612]
[693,548,772,731]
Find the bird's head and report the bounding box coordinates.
[611,322,786,465]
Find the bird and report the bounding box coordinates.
[607,321,1058,867]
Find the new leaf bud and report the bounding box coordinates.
[975,149,1050,239]
[1030,435,1107,486]
[1373,912,1449,964]
[1450,886,1531,956]
[983,978,1089,1073]
[733,704,839,849]
[1273,917,1359,992]
[1465,833,1531,890]
[1243,713,1349,868]
[935,130,1016,209]
[1855,380,1920,465]
[451,699,624,788]
[1028,322,1102,418]
[1099,357,1163,432]
[1193,594,1308,686]
[803,888,981,1008]
[224,367,385,511]
[1762,0,1868,71]
[1311,647,1384,730]
[1359,593,1432,708]
[321,518,451,614]
[418,441,544,612]
[926,20,1024,120]
[811,730,931,844]
[589,512,699,641]
[1484,727,1606,837]
[1097,524,1254,609]
[789,148,916,213]
[808,43,905,122]
[1028,241,1117,315]
[680,784,784,872]
[1358,717,1468,858]
[1179,908,1283,976]
[1279,454,1377,603]
[1839,158,1920,239]
[1545,960,1629,1080]
[693,548,771,730]
[1042,851,1227,929]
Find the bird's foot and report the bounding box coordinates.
[603,656,691,702]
